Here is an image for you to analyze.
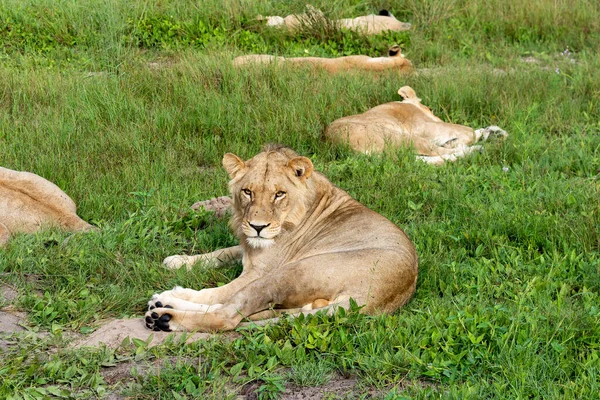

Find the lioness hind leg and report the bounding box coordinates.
[245,298,331,321]
[474,125,508,142]
[416,144,483,165]
[145,304,244,332]
[145,297,351,332]
[240,296,352,328]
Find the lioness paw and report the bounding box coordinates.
[163,255,191,270]
[475,126,508,142]
[145,309,175,332]
[147,293,174,311]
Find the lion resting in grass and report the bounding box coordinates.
[0,167,94,247]
[233,45,412,74]
[145,145,418,332]
[260,7,411,35]
[325,86,508,165]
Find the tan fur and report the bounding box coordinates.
[0,167,94,247]
[260,6,411,35]
[325,86,508,165]
[147,146,418,332]
[233,45,412,74]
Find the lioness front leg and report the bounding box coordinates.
[147,287,223,312]
[148,285,234,311]
[147,268,261,313]
[163,245,243,270]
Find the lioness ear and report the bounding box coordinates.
[398,86,421,102]
[222,153,246,178]
[388,45,401,57]
[288,156,313,179]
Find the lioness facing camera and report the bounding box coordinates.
[145,146,418,332]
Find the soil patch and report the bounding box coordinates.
[281,375,360,400]
[0,310,27,334]
[0,283,19,303]
[72,318,215,349]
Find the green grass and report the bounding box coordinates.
[1,0,599,398]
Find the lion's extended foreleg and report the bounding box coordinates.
[163,245,242,270]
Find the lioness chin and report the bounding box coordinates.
[146,146,418,332]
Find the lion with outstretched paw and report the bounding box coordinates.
[146,146,418,332]
[0,167,94,247]
[325,86,508,165]
[233,45,412,74]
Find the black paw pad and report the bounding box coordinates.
[145,310,173,332]
[159,314,171,323]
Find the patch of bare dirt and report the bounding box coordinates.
[101,360,149,386]
[191,196,232,218]
[238,374,437,399]
[0,310,27,334]
[0,283,19,303]
[238,375,374,400]
[72,318,215,349]
[281,375,359,399]
[0,283,30,350]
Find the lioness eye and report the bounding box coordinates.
[275,191,286,199]
[242,188,252,196]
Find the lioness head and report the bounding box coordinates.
[398,86,439,119]
[387,45,402,57]
[222,146,314,249]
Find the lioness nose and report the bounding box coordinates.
[249,223,270,235]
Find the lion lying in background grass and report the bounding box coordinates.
[146,145,418,332]
[0,167,94,247]
[259,6,411,35]
[233,45,412,73]
[325,86,508,165]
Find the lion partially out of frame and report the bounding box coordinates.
[0,167,94,247]
[325,86,508,165]
[145,146,418,332]
[233,45,412,74]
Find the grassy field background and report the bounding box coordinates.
[0,0,599,398]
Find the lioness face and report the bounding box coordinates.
[222,149,314,249]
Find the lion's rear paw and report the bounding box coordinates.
[475,126,508,142]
